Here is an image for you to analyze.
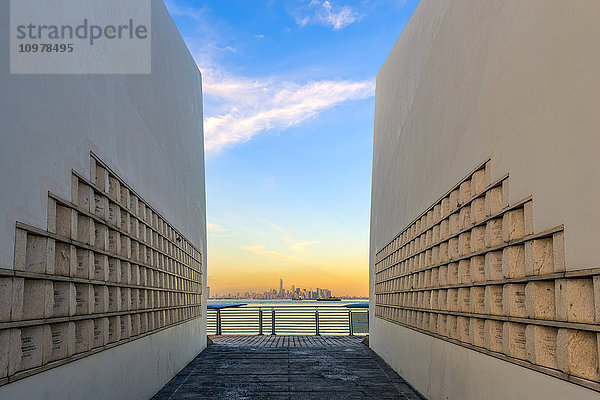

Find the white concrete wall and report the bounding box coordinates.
[370,1,600,399]
[0,0,207,398]
[372,318,597,400]
[0,318,205,400]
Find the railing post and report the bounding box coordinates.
[259,309,263,335]
[348,309,353,336]
[315,309,320,336]
[271,309,276,335]
[216,309,222,335]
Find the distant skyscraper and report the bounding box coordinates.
[279,277,283,296]
[207,286,210,299]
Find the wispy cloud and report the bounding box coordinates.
[202,68,374,152]
[210,45,237,53]
[207,222,227,233]
[207,222,235,238]
[164,0,206,20]
[295,1,360,31]
[267,222,318,251]
[241,245,303,263]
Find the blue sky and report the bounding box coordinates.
[164,0,420,297]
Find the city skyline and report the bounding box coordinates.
[207,278,367,299]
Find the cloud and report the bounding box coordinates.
[214,45,237,53]
[241,245,303,263]
[255,34,265,38]
[295,1,360,31]
[267,222,318,251]
[164,0,205,20]
[207,222,235,238]
[207,222,227,233]
[202,68,374,152]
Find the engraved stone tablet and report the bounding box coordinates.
[50,322,75,362]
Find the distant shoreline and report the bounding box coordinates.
[208,298,369,301]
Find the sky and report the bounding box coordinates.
[164,0,420,297]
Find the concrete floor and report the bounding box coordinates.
[153,335,424,400]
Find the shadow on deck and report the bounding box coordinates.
[153,335,424,399]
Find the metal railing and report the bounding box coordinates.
[207,304,368,336]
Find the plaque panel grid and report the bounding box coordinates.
[0,153,202,386]
[374,160,600,392]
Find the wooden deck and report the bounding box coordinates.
[209,334,365,347]
[153,335,424,399]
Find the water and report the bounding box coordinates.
[208,299,368,307]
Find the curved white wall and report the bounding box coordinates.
[370,1,600,399]
[0,1,207,398]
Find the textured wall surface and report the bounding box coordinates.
[0,0,206,271]
[0,1,207,398]
[370,1,600,399]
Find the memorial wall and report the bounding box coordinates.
[0,1,207,399]
[370,1,600,399]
